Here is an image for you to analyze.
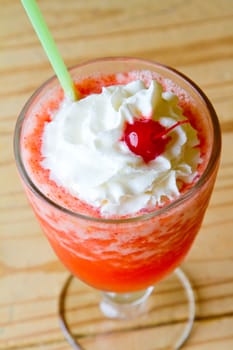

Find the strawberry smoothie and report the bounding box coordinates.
[15,58,221,292]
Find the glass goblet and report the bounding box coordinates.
[14,57,221,349]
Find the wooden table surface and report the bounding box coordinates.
[1,0,233,349]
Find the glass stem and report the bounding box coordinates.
[100,286,154,319]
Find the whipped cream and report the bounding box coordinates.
[41,80,201,216]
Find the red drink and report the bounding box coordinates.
[14,58,221,293]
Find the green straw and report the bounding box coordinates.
[21,0,78,101]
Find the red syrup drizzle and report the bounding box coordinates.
[123,118,189,163]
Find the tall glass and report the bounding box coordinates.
[14,58,221,349]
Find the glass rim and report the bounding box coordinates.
[14,56,221,224]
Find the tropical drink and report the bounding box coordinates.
[14,58,221,294]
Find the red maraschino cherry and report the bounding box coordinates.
[123,118,189,163]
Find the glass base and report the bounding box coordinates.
[58,268,195,350]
